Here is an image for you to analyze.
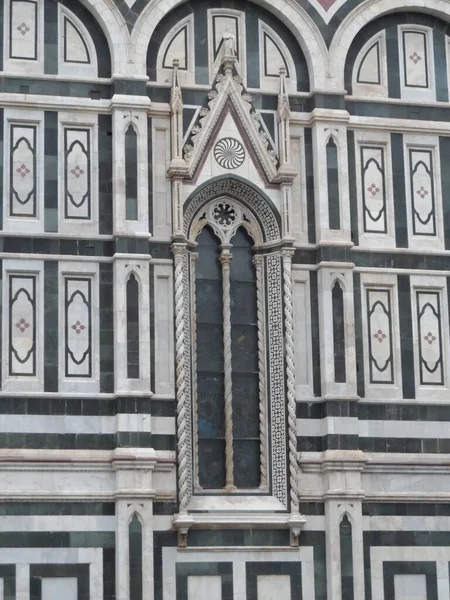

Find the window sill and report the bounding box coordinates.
[172,511,307,548]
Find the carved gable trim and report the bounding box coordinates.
[183,68,279,183]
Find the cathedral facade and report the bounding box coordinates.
[0,0,449,598]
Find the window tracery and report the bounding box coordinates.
[190,198,266,492]
[173,179,297,515]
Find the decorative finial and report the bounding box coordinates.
[277,65,290,121]
[170,58,183,114]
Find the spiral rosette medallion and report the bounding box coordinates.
[214,137,245,169]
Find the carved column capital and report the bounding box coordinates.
[252,254,264,268]
[171,242,187,259]
[219,250,233,267]
[281,247,295,261]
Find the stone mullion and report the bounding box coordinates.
[219,248,235,491]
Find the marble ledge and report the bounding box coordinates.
[307,108,351,125]
[299,449,368,472]
[0,448,176,470]
[299,450,450,474]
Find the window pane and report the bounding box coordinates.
[230,227,260,488]
[195,226,225,489]
[126,273,139,379]
[125,125,138,220]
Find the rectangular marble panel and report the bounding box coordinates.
[402,31,428,88]
[257,574,291,600]
[154,265,174,395]
[152,120,171,239]
[42,577,77,600]
[366,288,394,384]
[64,128,91,220]
[293,273,311,391]
[361,146,387,233]
[416,290,443,385]
[10,124,36,217]
[9,274,36,376]
[10,1,37,60]
[409,149,435,236]
[187,575,222,600]
[393,574,426,600]
[64,277,92,378]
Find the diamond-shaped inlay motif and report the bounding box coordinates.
[16,164,30,178]
[17,22,30,36]
[71,165,85,179]
[71,320,86,335]
[424,331,436,345]
[416,186,429,199]
[15,318,30,333]
[374,329,387,343]
[367,183,380,196]
[409,52,422,64]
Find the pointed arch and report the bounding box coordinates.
[128,512,143,599]
[184,176,281,244]
[156,15,194,85]
[329,0,450,91]
[332,280,346,383]
[132,0,327,90]
[59,0,120,77]
[125,125,138,221]
[259,20,297,92]
[326,137,340,230]
[352,30,388,97]
[126,272,140,379]
[339,513,355,600]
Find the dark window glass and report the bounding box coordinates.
[230,227,259,488]
[125,125,138,220]
[327,138,340,230]
[340,514,354,600]
[195,226,225,489]
[129,513,142,600]
[332,281,346,383]
[127,273,140,379]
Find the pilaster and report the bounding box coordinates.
[113,255,152,393]
[310,110,351,245]
[317,264,357,398]
[111,95,151,237]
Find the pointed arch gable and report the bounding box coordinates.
[183,176,281,243]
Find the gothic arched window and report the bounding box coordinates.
[173,178,299,520]
[191,202,264,492]
[194,221,260,491]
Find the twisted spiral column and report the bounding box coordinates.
[172,243,190,513]
[282,248,299,513]
[253,254,268,490]
[190,252,202,491]
[220,248,235,491]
